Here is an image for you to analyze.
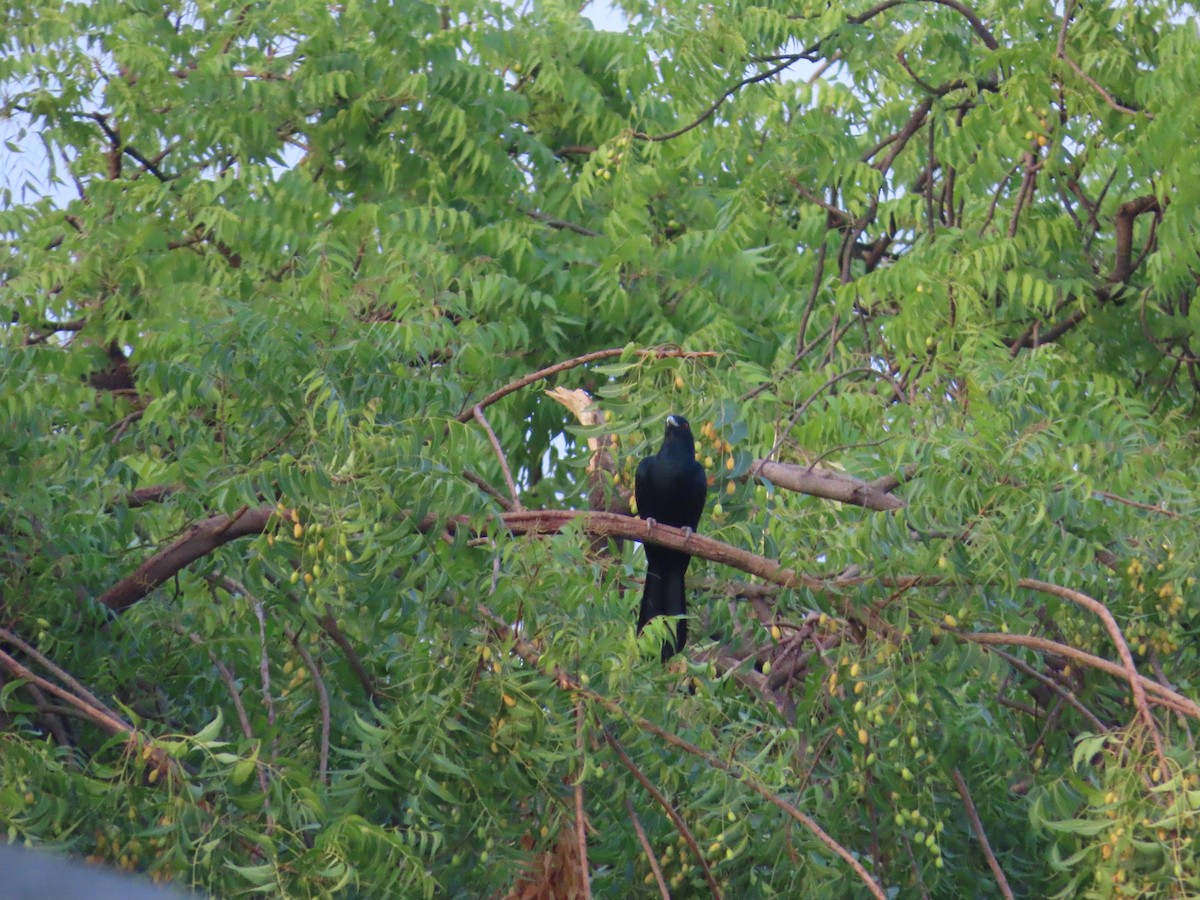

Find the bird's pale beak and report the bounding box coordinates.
[666,415,680,429]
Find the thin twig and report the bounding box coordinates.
[253,600,278,764]
[795,239,829,354]
[962,632,1197,720]
[756,367,906,470]
[624,795,670,900]
[317,612,377,698]
[0,627,116,717]
[1007,152,1039,239]
[1092,490,1178,518]
[952,768,1014,899]
[604,730,722,899]
[525,209,601,237]
[462,470,513,510]
[987,645,1106,732]
[1054,0,1148,118]
[290,631,331,786]
[179,628,274,812]
[632,54,813,142]
[454,347,718,422]
[574,698,593,900]
[474,405,522,510]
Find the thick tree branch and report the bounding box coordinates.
[98,506,276,611]
[1110,195,1161,284]
[753,460,906,510]
[95,506,1196,729]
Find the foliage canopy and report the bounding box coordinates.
[3,0,1200,896]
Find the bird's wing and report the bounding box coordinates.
[685,463,708,529]
[635,455,657,519]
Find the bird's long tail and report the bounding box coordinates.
[638,547,690,660]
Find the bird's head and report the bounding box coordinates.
[661,414,697,456]
[665,414,691,433]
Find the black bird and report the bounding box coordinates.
[636,414,707,660]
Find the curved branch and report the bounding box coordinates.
[454,347,718,423]
[97,504,810,617]
[961,632,1199,721]
[96,501,1200,729]
[1054,0,1148,118]
[1110,195,1161,284]
[927,0,999,50]
[1016,579,1166,766]
[633,55,811,143]
[98,506,277,611]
